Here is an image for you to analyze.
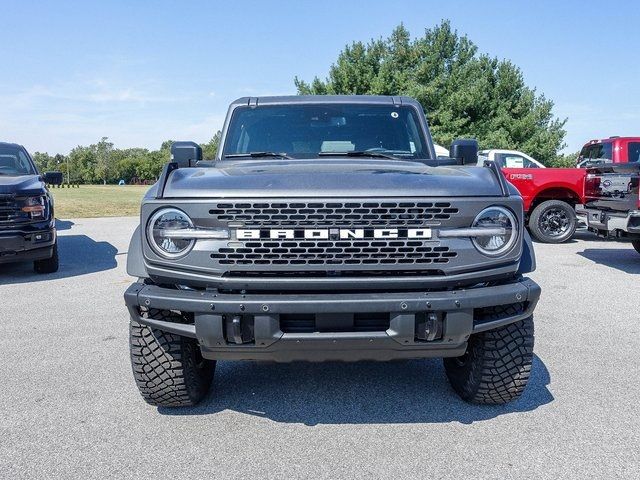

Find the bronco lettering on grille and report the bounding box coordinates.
[236,228,432,240]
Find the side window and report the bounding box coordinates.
[17,150,32,172]
[237,127,250,153]
[501,154,527,168]
[628,142,640,163]
[522,158,540,168]
[404,113,424,156]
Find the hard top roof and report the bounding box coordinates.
[0,141,22,148]
[230,95,422,107]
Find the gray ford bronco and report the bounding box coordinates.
[124,96,541,407]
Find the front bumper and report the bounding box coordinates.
[124,277,541,362]
[584,208,640,238]
[0,224,56,264]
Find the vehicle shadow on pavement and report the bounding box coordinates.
[0,234,118,285]
[159,355,553,424]
[577,248,640,274]
[55,219,75,231]
[539,230,628,245]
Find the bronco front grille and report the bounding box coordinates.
[211,239,457,266]
[209,201,459,227]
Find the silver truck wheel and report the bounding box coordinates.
[444,316,534,404]
[129,309,215,407]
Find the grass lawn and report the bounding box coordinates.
[51,185,149,218]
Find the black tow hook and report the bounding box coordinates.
[415,312,443,342]
[230,315,243,344]
[225,315,255,344]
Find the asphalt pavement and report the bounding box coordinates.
[1,217,639,479]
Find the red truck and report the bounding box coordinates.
[479,137,640,243]
[502,167,587,243]
[577,136,640,167]
[478,149,587,243]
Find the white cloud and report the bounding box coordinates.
[0,77,224,153]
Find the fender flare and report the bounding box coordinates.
[518,229,537,274]
[126,226,148,278]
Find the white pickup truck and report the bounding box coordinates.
[478,149,545,168]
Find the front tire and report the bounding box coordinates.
[34,242,59,274]
[129,309,215,407]
[632,240,640,255]
[528,200,576,243]
[444,316,534,404]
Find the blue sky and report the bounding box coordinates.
[1,0,638,155]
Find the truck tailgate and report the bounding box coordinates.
[585,164,640,212]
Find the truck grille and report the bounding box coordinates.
[209,201,459,227]
[0,194,24,224]
[211,239,457,266]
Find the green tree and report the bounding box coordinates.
[53,154,67,182]
[95,137,114,184]
[67,145,96,184]
[32,152,55,173]
[201,130,222,159]
[113,148,150,183]
[295,21,567,164]
[548,151,579,168]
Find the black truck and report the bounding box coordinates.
[583,163,640,254]
[124,96,541,407]
[0,142,62,273]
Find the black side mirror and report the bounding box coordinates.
[171,141,202,168]
[449,139,479,165]
[43,171,63,185]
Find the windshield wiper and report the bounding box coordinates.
[224,151,291,159]
[318,150,399,160]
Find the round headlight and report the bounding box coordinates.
[471,207,518,256]
[147,208,195,258]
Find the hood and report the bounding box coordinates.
[0,175,45,195]
[162,159,504,198]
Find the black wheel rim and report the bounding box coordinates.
[538,207,570,237]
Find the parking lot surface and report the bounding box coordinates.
[1,217,639,479]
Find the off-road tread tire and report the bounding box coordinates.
[444,316,534,405]
[529,200,576,244]
[632,240,640,255]
[129,309,215,407]
[34,242,59,274]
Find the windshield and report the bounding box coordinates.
[222,104,431,159]
[578,142,612,162]
[0,145,36,176]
